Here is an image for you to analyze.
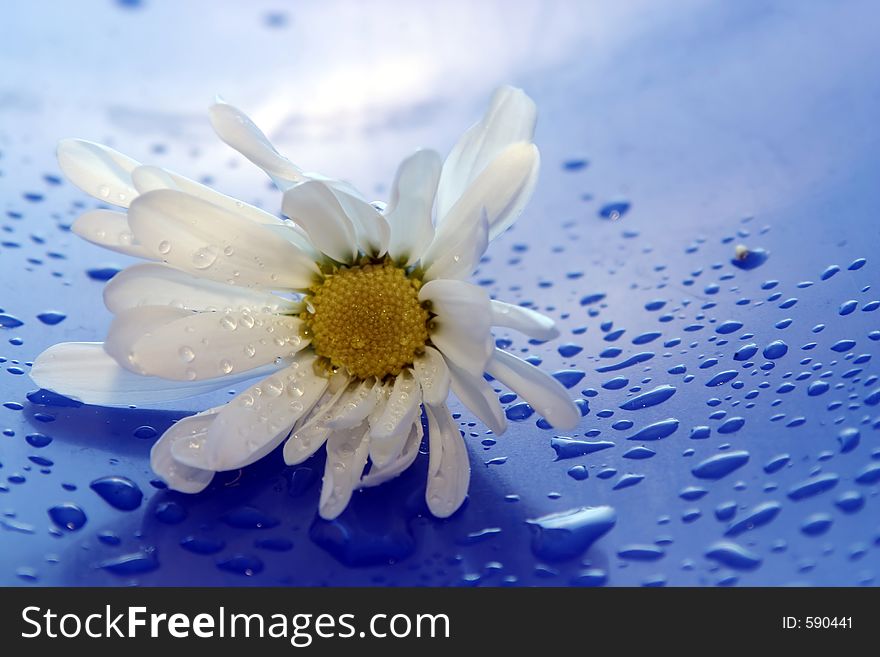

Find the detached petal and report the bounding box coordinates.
[281,181,359,263]
[425,403,470,518]
[103,263,296,314]
[206,353,329,470]
[105,306,308,381]
[384,149,441,266]
[490,301,559,341]
[57,139,140,207]
[72,209,153,259]
[420,279,492,377]
[436,86,537,220]
[208,101,304,188]
[319,422,371,520]
[128,189,319,290]
[486,348,580,430]
[30,342,280,407]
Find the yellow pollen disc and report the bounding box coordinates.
[302,261,429,379]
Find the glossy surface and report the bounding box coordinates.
[1,0,879,586]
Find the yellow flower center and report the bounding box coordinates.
[302,259,430,380]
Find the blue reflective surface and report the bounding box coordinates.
[2,0,880,586]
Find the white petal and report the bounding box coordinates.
[151,416,216,493]
[165,407,222,469]
[319,422,371,520]
[206,354,329,470]
[425,403,470,518]
[437,86,537,220]
[57,139,140,207]
[420,279,492,376]
[359,419,422,489]
[325,379,380,429]
[103,263,296,314]
[413,346,450,406]
[128,189,319,289]
[133,165,283,226]
[103,305,193,373]
[421,206,489,281]
[281,181,358,263]
[486,348,580,430]
[428,142,539,263]
[283,384,350,465]
[208,101,304,188]
[490,300,560,341]
[72,209,152,259]
[105,306,307,380]
[446,358,506,435]
[30,342,280,407]
[368,370,421,468]
[334,191,390,257]
[385,149,441,266]
[262,223,321,260]
[130,165,178,194]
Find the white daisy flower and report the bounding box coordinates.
[30,86,580,520]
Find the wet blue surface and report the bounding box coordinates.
[1,0,880,586]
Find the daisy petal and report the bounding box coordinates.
[425,403,470,518]
[436,86,537,220]
[151,415,216,493]
[130,164,178,194]
[359,419,422,489]
[319,423,371,520]
[57,138,140,207]
[486,348,580,430]
[262,223,321,260]
[385,149,441,266]
[369,370,421,468]
[103,306,193,374]
[206,354,328,470]
[133,165,283,226]
[208,101,304,187]
[490,300,560,341]
[421,207,489,281]
[325,379,380,429]
[165,407,222,469]
[72,209,153,259]
[281,181,359,263]
[30,342,281,407]
[419,279,492,376]
[105,306,307,380]
[103,263,296,314]
[428,142,538,263]
[334,192,390,257]
[283,383,350,465]
[446,358,506,435]
[128,189,319,290]
[413,346,450,406]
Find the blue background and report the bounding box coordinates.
[1,0,879,586]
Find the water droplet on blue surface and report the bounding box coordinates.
[691,451,749,480]
[90,476,143,511]
[527,506,616,561]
